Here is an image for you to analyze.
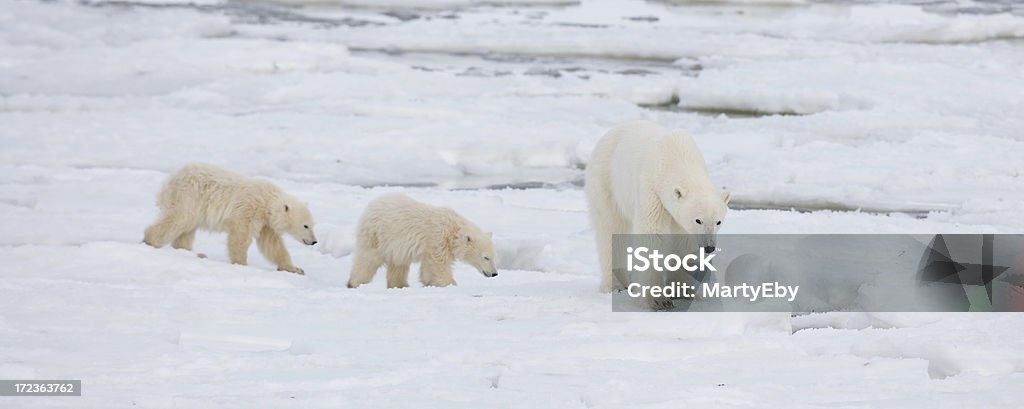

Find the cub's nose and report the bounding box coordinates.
[310,240,318,246]
[703,246,716,253]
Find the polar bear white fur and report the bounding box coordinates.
[585,120,730,296]
[347,193,497,289]
[143,163,317,274]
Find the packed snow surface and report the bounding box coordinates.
[1,0,1023,407]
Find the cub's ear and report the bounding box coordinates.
[284,204,290,212]
[674,187,686,199]
[487,232,493,238]
[721,191,731,205]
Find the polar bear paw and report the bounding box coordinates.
[278,265,305,275]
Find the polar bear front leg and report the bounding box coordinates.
[171,229,197,251]
[418,263,434,286]
[589,187,630,293]
[257,226,303,275]
[630,198,674,311]
[421,260,456,287]
[144,210,193,248]
[348,247,384,288]
[226,224,253,266]
[386,264,410,288]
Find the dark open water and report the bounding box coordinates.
[810,0,1024,16]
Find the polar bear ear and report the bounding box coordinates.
[488,232,493,238]
[721,191,732,205]
[674,187,686,199]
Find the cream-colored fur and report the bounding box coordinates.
[585,120,730,300]
[348,193,497,288]
[143,163,317,274]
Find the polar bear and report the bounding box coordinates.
[143,163,317,274]
[347,193,497,289]
[585,120,730,298]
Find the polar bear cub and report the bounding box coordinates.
[347,193,497,288]
[143,163,317,274]
[585,120,730,297]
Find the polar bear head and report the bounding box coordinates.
[453,223,498,278]
[275,196,318,246]
[663,187,730,252]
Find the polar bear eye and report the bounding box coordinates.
[303,225,309,229]
[695,219,702,225]
[716,221,721,226]
[483,256,490,261]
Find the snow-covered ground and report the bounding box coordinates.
[2,0,1023,407]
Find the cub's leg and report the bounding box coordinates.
[171,228,197,251]
[226,223,254,266]
[348,247,384,288]
[421,259,456,287]
[419,261,434,286]
[144,209,194,248]
[386,264,411,289]
[257,226,303,275]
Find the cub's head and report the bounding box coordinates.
[278,197,317,246]
[663,186,730,252]
[453,223,498,278]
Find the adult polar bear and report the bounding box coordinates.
[586,120,730,299]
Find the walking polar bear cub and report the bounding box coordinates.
[586,120,730,297]
[143,163,317,274]
[348,193,497,289]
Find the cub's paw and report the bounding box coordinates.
[426,279,457,287]
[278,265,305,275]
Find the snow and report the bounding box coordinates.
[2,0,1024,407]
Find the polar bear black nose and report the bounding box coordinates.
[704,246,716,253]
[310,240,318,245]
